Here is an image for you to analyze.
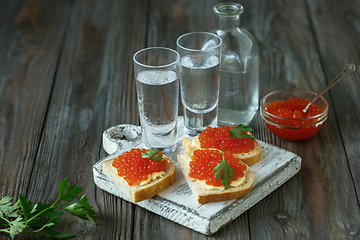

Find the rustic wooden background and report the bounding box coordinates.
[1,0,360,239]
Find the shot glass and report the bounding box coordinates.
[133,47,180,154]
[176,32,222,136]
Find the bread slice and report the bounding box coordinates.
[182,136,261,166]
[177,152,254,204]
[101,154,176,203]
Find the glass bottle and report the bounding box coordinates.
[214,3,259,126]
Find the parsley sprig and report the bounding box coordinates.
[228,124,255,140]
[141,148,163,162]
[0,177,96,239]
[213,148,235,189]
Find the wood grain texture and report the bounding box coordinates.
[250,0,360,239]
[14,0,148,239]
[308,0,360,211]
[0,0,70,208]
[0,0,360,239]
[147,0,219,49]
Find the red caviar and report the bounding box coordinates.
[189,149,247,187]
[112,148,167,186]
[264,97,325,140]
[198,125,255,154]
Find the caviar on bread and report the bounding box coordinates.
[101,148,176,203]
[182,125,261,166]
[177,148,254,204]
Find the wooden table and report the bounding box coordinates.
[1,0,359,239]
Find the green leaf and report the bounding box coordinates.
[213,148,235,189]
[141,148,163,162]
[29,202,51,217]
[0,177,96,239]
[228,124,255,140]
[64,196,96,224]
[25,202,59,228]
[0,196,12,205]
[37,217,61,231]
[42,229,74,239]
[0,217,6,227]
[9,216,25,238]
[0,197,21,218]
[28,209,63,228]
[0,196,13,215]
[19,193,35,222]
[58,177,83,203]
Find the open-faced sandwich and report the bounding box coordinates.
[177,124,260,204]
[177,148,254,204]
[182,124,261,166]
[101,148,176,203]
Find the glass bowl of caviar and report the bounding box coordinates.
[260,89,329,141]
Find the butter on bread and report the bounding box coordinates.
[101,154,175,203]
[177,150,254,204]
[182,134,261,166]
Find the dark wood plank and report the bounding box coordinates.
[1,0,359,239]
[16,0,149,239]
[239,0,324,238]
[0,1,71,239]
[146,0,219,49]
[0,0,70,210]
[308,0,360,208]
[248,0,360,239]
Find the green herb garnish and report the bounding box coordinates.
[228,124,255,140]
[213,148,235,189]
[141,148,163,162]
[0,177,96,239]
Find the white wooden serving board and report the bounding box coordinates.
[93,117,302,235]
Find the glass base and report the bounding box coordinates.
[184,128,202,137]
[143,144,177,155]
[183,106,218,136]
[141,122,177,154]
[217,107,258,126]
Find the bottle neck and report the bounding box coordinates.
[214,3,243,31]
[218,15,241,31]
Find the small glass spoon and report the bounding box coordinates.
[302,63,356,113]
